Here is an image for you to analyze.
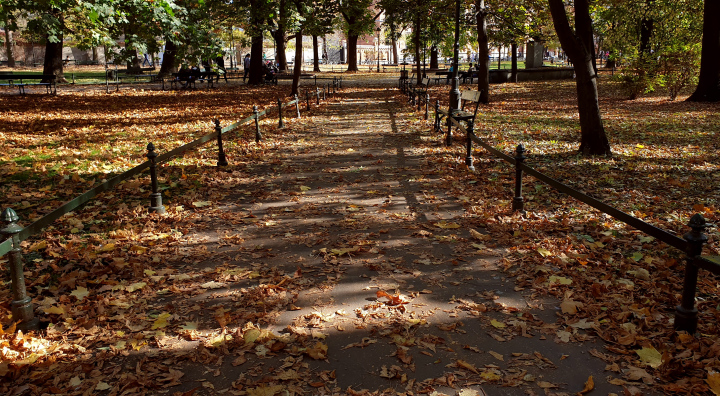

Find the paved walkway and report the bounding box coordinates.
[148,88,635,396]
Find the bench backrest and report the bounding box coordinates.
[460,90,483,121]
[0,74,55,80]
[421,76,430,87]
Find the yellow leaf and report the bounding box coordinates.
[456,359,479,374]
[306,341,328,359]
[129,245,147,254]
[126,282,146,292]
[537,247,552,257]
[579,375,594,394]
[480,370,502,381]
[181,322,198,331]
[44,306,65,315]
[29,240,47,252]
[151,312,172,329]
[490,319,506,328]
[488,350,504,361]
[70,287,89,301]
[96,243,115,253]
[247,385,284,396]
[706,372,720,396]
[636,346,663,368]
[300,186,311,192]
[192,201,212,207]
[435,221,460,229]
[115,340,126,349]
[549,275,572,285]
[244,328,261,345]
[96,382,112,391]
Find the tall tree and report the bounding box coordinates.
[548,0,610,156]
[687,0,720,102]
[339,0,380,72]
[475,0,489,102]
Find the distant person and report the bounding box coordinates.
[243,54,251,83]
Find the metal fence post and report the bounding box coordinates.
[512,144,526,213]
[424,94,429,120]
[1,208,39,332]
[147,143,166,214]
[675,214,709,333]
[434,100,440,132]
[316,87,320,105]
[295,94,301,118]
[278,98,284,128]
[323,85,327,100]
[445,115,453,147]
[306,90,310,110]
[253,105,262,143]
[215,119,228,167]
[466,123,475,171]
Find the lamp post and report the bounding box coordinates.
[376,27,381,73]
[449,0,461,110]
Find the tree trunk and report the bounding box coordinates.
[92,46,98,62]
[687,0,720,102]
[414,16,421,84]
[249,34,264,85]
[510,42,518,82]
[4,26,15,68]
[272,29,288,72]
[313,35,320,72]
[347,35,359,71]
[42,33,65,82]
[548,0,610,156]
[391,32,398,64]
[476,0,489,103]
[292,31,303,96]
[158,39,177,77]
[430,45,438,69]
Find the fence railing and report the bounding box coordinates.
[399,80,718,334]
[1,85,340,331]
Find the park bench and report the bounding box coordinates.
[164,71,218,90]
[75,60,100,66]
[409,76,431,107]
[435,89,482,133]
[0,72,57,95]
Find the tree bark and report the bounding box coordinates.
[476,0,489,103]
[510,42,518,82]
[158,39,177,77]
[312,34,320,72]
[43,33,65,82]
[687,0,720,102]
[391,31,398,64]
[347,34,359,71]
[548,0,610,156]
[430,45,438,69]
[292,31,303,96]
[249,34,264,85]
[4,25,15,67]
[414,16,421,84]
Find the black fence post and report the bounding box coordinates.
[295,94,301,118]
[445,115,453,147]
[512,144,526,213]
[1,208,39,332]
[146,143,166,214]
[215,119,228,167]
[466,123,475,171]
[434,100,440,132]
[675,214,709,333]
[278,98,284,128]
[253,105,262,143]
[306,90,310,110]
[424,94,429,120]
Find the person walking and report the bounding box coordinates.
[243,54,251,83]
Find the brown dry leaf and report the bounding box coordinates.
[456,359,479,374]
[579,375,594,394]
[706,372,720,396]
[306,341,328,359]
